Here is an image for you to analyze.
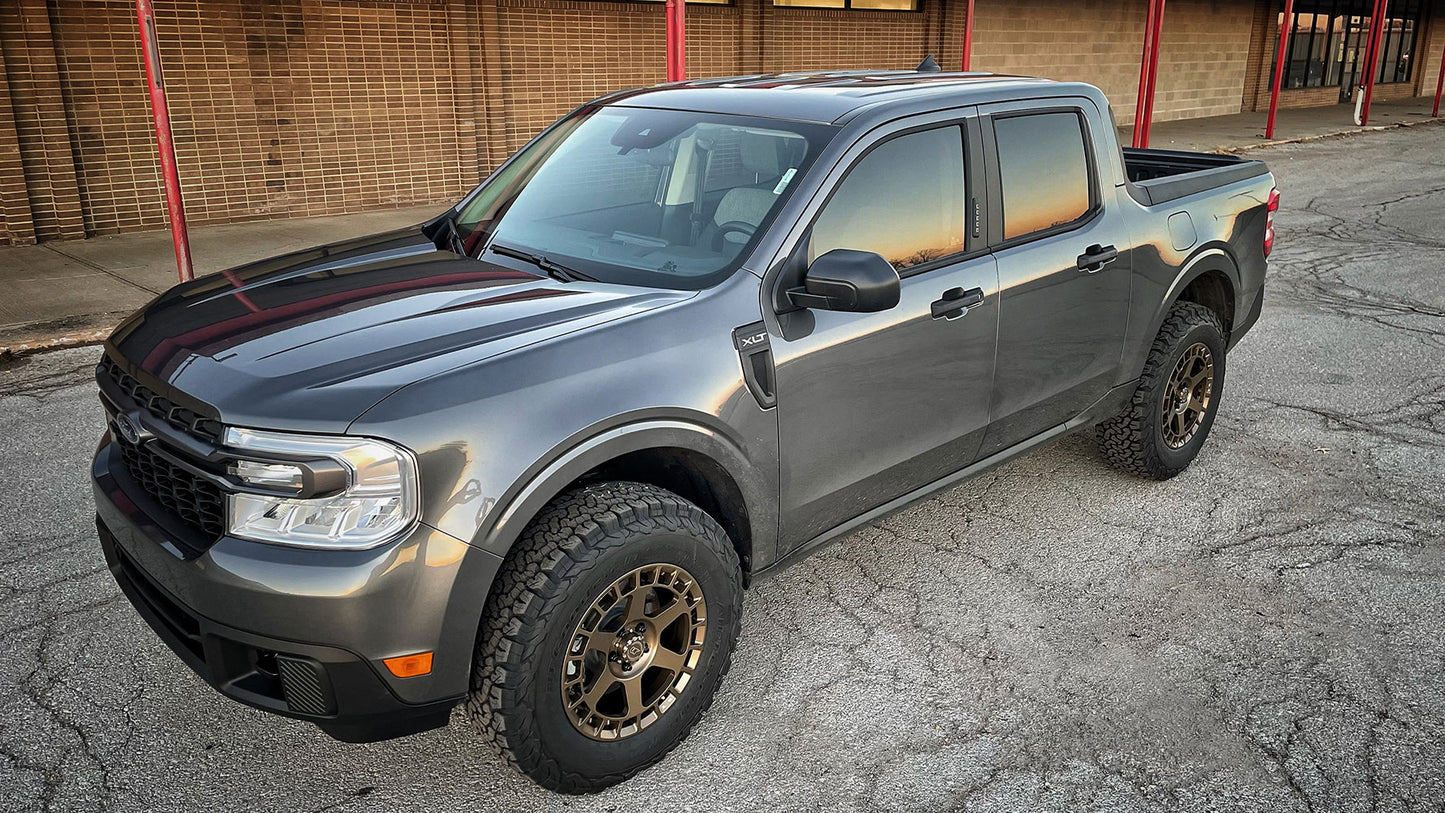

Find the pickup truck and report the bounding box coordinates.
[92,68,1276,793]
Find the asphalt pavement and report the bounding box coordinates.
[1,123,1443,813]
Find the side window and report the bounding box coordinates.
[993,112,1093,241]
[809,126,965,271]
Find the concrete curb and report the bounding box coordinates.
[0,328,112,363]
[1218,114,1444,154]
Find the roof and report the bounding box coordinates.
[603,70,1067,124]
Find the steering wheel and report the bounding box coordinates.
[711,221,757,251]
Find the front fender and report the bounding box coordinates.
[475,412,777,567]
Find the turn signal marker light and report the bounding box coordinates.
[383,652,434,678]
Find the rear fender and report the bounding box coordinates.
[1124,246,1241,379]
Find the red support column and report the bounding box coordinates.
[1132,0,1166,148]
[961,0,976,71]
[1360,0,1389,126]
[1434,38,1444,117]
[135,0,193,283]
[1264,0,1295,139]
[666,0,686,82]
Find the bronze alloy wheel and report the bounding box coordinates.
[561,563,707,741]
[1160,341,1215,449]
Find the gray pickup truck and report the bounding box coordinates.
[92,68,1276,792]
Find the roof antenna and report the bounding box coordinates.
[916,54,940,72]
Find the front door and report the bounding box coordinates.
[976,103,1132,456]
[770,123,1000,548]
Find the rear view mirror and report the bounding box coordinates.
[787,249,901,313]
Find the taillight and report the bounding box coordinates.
[1263,186,1280,257]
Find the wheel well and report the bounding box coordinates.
[1176,270,1235,336]
[575,447,754,580]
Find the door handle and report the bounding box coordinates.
[930,286,985,319]
[1076,243,1118,273]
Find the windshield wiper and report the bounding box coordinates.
[488,243,593,283]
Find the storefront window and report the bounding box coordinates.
[773,0,919,10]
[1271,0,1424,92]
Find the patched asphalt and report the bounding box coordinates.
[2,123,1443,813]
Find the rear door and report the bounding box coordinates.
[976,100,1132,456]
[769,114,1000,548]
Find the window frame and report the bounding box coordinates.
[794,121,978,281]
[981,106,1102,251]
[771,0,921,12]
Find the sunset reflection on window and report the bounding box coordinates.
[809,126,965,270]
[995,112,1091,240]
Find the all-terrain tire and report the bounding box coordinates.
[468,481,743,793]
[1097,302,1227,480]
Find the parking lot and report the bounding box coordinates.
[2,123,1443,812]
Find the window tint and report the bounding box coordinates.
[809,127,965,270]
[993,112,1092,241]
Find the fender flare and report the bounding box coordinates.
[1129,246,1242,371]
[470,412,776,568]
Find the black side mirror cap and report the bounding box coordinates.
[786,248,901,313]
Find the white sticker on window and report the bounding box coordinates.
[772,167,797,195]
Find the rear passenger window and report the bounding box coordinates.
[993,112,1093,240]
[809,127,965,271]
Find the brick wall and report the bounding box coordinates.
[761,6,932,72]
[41,0,471,237]
[1,0,86,241]
[972,0,1256,126]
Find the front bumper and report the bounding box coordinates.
[94,439,502,742]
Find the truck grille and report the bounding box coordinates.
[99,356,223,443]
[115,433,226,539]
[100,353,227,541]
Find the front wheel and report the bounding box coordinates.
[468,482,742,793]
[1097,302,1227,480]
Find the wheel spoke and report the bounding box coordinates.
[650,646,689,676]
[622,591,650,624]
[650,596,692,630]
[1189,395,1208,413]
[584,629,617,655]
[622,676,644,714]
[580,671,616,710]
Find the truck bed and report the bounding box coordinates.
[1123,147,1270,206]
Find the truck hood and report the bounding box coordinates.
[108,228,693,431]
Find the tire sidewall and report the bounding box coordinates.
[1147,319,1227,470]
[525,530,739,778]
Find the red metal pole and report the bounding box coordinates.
[1264,0,1295,139]
[961,0,976,71]
[1136,0,1166,148]
[665,0,686,82]
[1132,0,1158,148]
[1360,0,1388,126]
[135,0,193,283]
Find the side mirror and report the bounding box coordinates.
[786,249,901,313]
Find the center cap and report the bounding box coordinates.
[613,627,651,670]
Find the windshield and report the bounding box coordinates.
[454,106,835,289]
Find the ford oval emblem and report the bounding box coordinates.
[115,413,142,445]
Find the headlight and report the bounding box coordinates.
[222,427,419,550]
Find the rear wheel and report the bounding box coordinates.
[1097,302,1227,479]
[469,481,742,793]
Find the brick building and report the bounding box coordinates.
[1,0,1441,246]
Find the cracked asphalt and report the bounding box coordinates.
[2,124,1444,812]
